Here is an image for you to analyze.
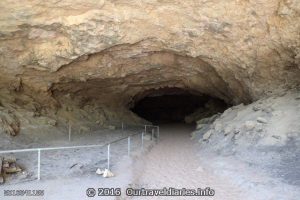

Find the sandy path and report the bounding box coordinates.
[130,124,243,200]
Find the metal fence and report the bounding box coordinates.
[0,124,160,182]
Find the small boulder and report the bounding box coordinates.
[252,105,261,111]
[96,168,104,175]
[102,169,114,178]
[203,130,213,141]
[257,117,268,124]
[244,121,256,131]
[47,119,57,126]
[4,166,22,174]
[2,157,22,175]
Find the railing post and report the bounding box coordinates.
[122,122,124,132]
[68,121,72,142]
[37,149,41,181]
[128,136,131,156]
[152,129,154,140]
[107,144,110,170]
[141,132,144,149]
[144,125,147,135]
[157,126,160,140]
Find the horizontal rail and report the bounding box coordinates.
[0,132,142,154]
[145,125,159,128]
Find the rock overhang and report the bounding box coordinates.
[0,0,299,131]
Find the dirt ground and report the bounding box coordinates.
[127,124,299,200]
[129,124,242,200]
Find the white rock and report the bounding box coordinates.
[203,130,213,141]
[102,169,114,178]
[244,121,256,131]
[224,126,233,136]
[96,168,104,175]
[252,105,261,111]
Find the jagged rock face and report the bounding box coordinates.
[0,0,300,132]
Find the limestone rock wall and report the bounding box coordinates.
[0,0,299,134]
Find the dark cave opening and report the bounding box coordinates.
[130,88,229,124]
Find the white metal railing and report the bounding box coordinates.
[0,123,160,182]
[145,125,160,140]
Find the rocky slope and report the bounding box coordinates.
[192,90,300,187]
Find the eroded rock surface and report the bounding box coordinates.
[0,0,299,133]
[192,90,300,186]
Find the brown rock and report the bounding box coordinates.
[0,0,298,113]
[0,108,20,136]
[2,162,9,169]
[0,0,298,139]
[3,156,16,163]
[4,166,22,174]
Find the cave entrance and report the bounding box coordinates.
[130,88,229,124]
